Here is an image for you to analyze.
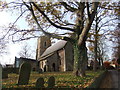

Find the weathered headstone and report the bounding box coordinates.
[47,76,55,88]
[2,69,8,79]
[35,77,45,88]
[17,62,31,85]
[0,64,2,90]
[38,68,43,73]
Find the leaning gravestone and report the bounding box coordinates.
[47,76,55,88]
[0,64,2,89]
[17,62,31,85]
[35,77,45,88]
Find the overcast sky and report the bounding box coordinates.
[0,8,37,65]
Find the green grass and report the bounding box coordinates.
[2,70,104,88]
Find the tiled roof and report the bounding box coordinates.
[41,40,67,58]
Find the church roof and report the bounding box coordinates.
[16,57,37,62]
[40,40,67,59]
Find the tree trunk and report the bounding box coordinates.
[98,58,101,68]
[101,58,104,69]
[93,13,98,71]
[93,38,97,71]
[73,42,88,77]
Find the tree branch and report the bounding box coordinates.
[78,2,99,46]
[31,2,75,32]
[22,2,74,43]
[0,9,27,40]
[86,2,90,19]
[60,2,77,12]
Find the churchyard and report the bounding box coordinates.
[2,62,104,89]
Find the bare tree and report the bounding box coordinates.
[0,39,7,56]
[87,2,118,71]
[111,24,120,59]
[18,43,34,58]
[0,27,8,56]
[109,2,120,60]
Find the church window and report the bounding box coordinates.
[44,41,47,48]
[52,63,55,71]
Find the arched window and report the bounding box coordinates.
[52,63,55,71]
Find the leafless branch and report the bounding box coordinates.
[0,9,28,41]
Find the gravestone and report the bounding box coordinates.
[47,76,55,88]
[0,64,2,89]
[35,77,45,88]
[38,68,43,73]
[2,68,8,79]
[17,62,31,85]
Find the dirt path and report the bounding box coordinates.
[99,70,119,89]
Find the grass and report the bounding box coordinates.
[2,70,104,88]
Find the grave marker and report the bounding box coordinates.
[35,77,45,88]
[17,62,31,85]
[47,76,55,88]
[2,69,8,79]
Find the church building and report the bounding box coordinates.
[36,36,74,72]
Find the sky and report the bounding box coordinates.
[0,9,37,65]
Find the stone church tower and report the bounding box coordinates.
[36,36,51,60]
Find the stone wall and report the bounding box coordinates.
[47,52,59,72]
[40,52,59,72]
[3,67,19,74]
[58,49,65,71]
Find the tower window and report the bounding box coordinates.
[44,41,47,48]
